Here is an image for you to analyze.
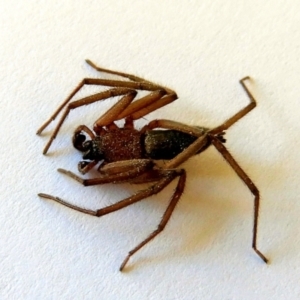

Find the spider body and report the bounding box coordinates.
[37,60,268,271]
[74,127,210,167]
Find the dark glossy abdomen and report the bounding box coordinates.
[144,130,198,160]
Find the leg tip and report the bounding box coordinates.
[57,168,67,174]
[240,76,251,82]
[42,140,52,155]
[262,256,269,264]
[38,193,54,200]
[119,256,130,272]
[85,59,96,68]
[254,248,269,264]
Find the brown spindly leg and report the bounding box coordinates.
[40,166,186,270]
[84,60,179,118]
[37,59,172,136]
[120,169,186,271]
[38,87,137,154]
[38,85,177,154]
[37,61,178,154]
[86,59,159,84]
[86,60,178,127]
[86,59,176,94]
[97,159,153,175]
[209,77,257,135]
[141,119,207,136]
[164,135,209,169]
[210,135,268,263]
[38,159,156,215]
[116,90,177,121]
[56,160,155,187]
[91,85,177,128]
[91,90,139,132]
[36,78,161,135]
[38,167,184,221]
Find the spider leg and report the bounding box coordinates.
[37,56,171,136]
[57,159,155,187]
[40,165,185,271]
[120,169,186,271]
[210,77,257,134]
[38,167,184,219]
[95,169,183,216]
[38,61,178,153]
[87,59,179,123]
[86,60,176,96]
[210,135,268,263]
[93,89,173,130]
[86,59,154,84]
[166,135,209,169]
[39,87,137,154]
[38,159,156,215]
[98,159,153,175]
[116,90,177,121]
[141,119,207,136]
[137,76,258,170]
[36,78,162,136]
[128,92,177,121]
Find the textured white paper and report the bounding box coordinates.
[1,0,300,299]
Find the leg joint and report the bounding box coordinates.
[247,181,259,196]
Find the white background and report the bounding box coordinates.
[1,1,300,299]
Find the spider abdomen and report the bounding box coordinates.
[144,130,198,160]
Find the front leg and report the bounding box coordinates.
[38,159,155,215]
[57,159,155,186]
[38,87,137,154]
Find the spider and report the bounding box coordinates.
[37,60,268,271]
